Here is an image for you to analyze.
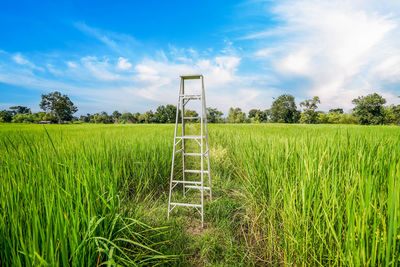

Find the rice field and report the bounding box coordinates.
[0,123,399,266]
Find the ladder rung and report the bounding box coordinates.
[170,202,202,208]
[183,117,200,120]
[184,170,209,174]
[184,152,205,156]
[184,150,208,156]
[180,94,201,100]
[185,185,211,190]
[172,180,201,185]
[177,135,204,139]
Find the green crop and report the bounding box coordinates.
[0,123,399,266]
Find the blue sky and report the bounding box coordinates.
[1,0,400,115]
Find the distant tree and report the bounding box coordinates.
[40,91,78,123]
[270,94,300,123]
[0,110,13,122]
[79,113,92,123]
[184,109,198,118]
[352,93,386,125]
[112,110,122,123]
[384,105,400,125]
[248,109,268,123]
[155,105,178,123]
[121,113,137,123]
[227,107,247,123]
[143,110,155,123]
[12,113,34,123]
[300,96,320,124]
[9,106,31,115]
[206,107,223,123]
[329,108,344,114]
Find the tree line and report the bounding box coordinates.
[1,91,399,125]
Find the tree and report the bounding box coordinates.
[206,107,223,123]
[300,96,320,124]
[0,110,13,122]
[121,113,136,123]
[112,110,122,123]
[227,107,247,123]
[384,105,400,125]
[248,109,268,123]
[329,108,344,114]
[40,91,78,123]
[352,93,386,125]
[269,94,300,123]
[143,110,155,123]
[9,106,31,115]
[154,105,178,123]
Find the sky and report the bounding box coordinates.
[1,0,400,115]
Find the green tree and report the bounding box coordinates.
[40,91,78,123]
[206,107,223,123]
[227,107,247,123]
[270,94,300,123]
[352,93,386,125]
[112,110,122,123]
[329,108,344,114]
[155,105,178,123]
[0,110,13,122]
[9,106,31,115]
[300,96,320,124]
[248,109,268,123]
[384,105,400,125]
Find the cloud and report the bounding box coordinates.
[13,53,30,65]
[0,44,272,114]
[247,0,400,110]
[117,57,132,70]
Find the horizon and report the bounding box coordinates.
[1,0,400,115]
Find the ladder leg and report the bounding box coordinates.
[200,76,204,227]
[168,78,183,219]
[202,76,212,200]
[181,80,186,197]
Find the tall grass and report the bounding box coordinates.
[1,123,399,266]
[214,124,400,266]
[0,124,176,266]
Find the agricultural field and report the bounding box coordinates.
[0,123,399,266]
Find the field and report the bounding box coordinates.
[0,123,399,266]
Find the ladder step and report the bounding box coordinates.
[172,180,201,185]
[170,202,202,208]
[180,94,201,100]
[185,185,211,190]
[184,170,209,174]
[183,117,200,120]
[177,135,204,139]
[184,152,208,156]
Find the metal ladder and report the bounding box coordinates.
[167,74,212,227]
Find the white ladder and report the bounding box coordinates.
[167,74,212,227]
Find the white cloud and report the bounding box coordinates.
[247,0,400,110]
[117,57,132,70]
[13,53,30,65]
[67,61,77,68]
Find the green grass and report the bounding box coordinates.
[0,123,399,266]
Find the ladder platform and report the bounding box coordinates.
[185,185,211,190]
[177,135,204,139]
[170,202,202,208]
[180,75,202,80]
[184,170,209,174]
